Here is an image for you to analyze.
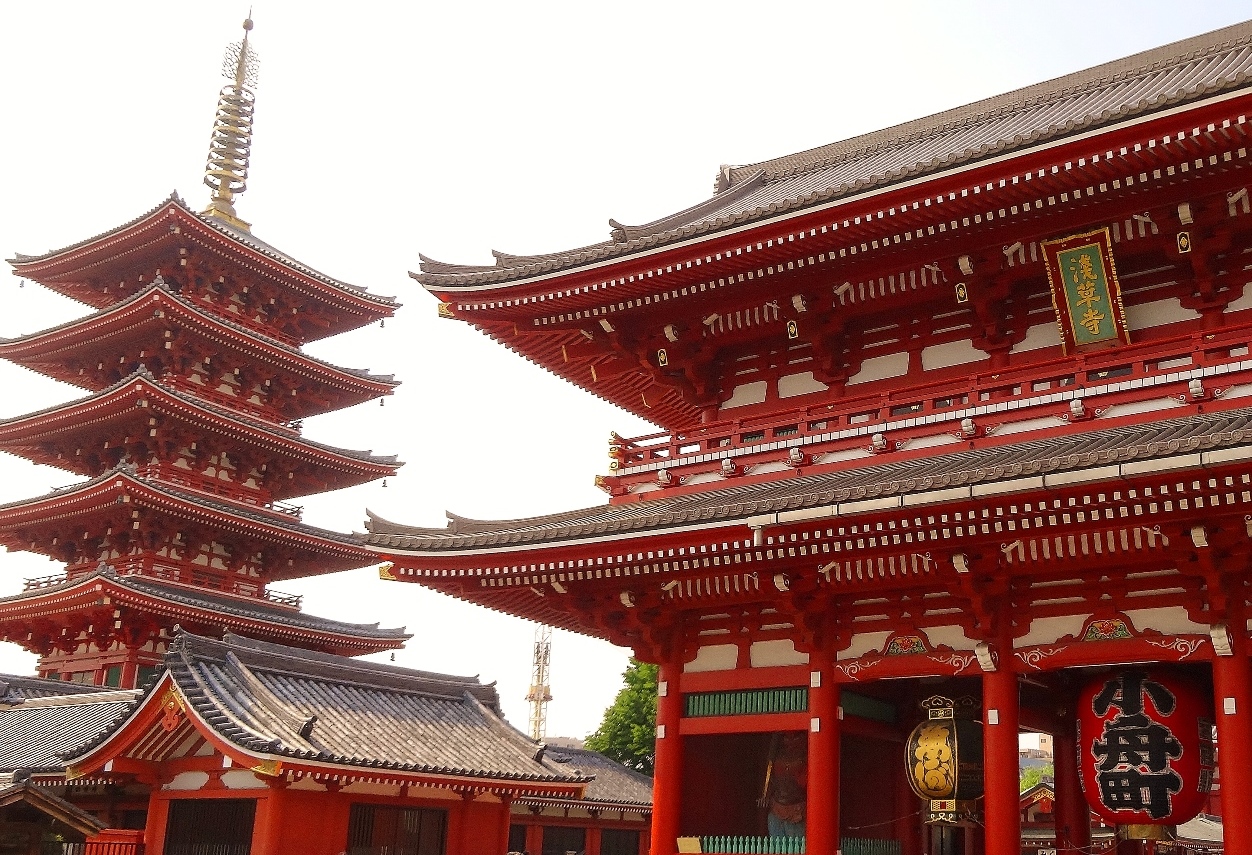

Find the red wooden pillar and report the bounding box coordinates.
[587,825,602,855]
[981,658,1020,855]
[650,658,684,855]
[252,785,287,855]
[524,821,543,855]
[1051,726,1089,855]
[120,645,140,689]
[498,796,513,855]
[1213,617,1252,855]
[807,650,839,855]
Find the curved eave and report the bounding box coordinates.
[9,197,397,335]
[413,34,1252,291]
[0,470,377,580]
[0,285,399,413]
[0,576,409,652]
[0,373,401,497]
[67,674,590,795]
[474,320,690,429]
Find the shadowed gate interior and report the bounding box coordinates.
[164,799,256,855]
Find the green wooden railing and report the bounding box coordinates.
[694,836,901,855]
[697,836,804,853]
[841,838,901,855]
[684,687,809,717]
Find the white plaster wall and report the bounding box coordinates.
[749,461,792,476]
[751,639,808,667]
[721,381,769,410]
[847,352,909,386]
[1123,606,1208,636]
[685,472,724,486]
[839,631,891,660]
[289,777,326,792]
[1125,297,1201,331]
[409,785,459,801]
[906,433,960,450]
[1010,322,1062,354]
[995,416,1067,437]
[164,772,209,791]
[1097,398,1185,420]
[1015,614,1088,648]
[778,371,828,399]
[923,625,976,651]
[222,770,266,790]
[1223,281,1252,313]
[921,340,985,371]
[684,644,738,673]
[816,448,873,465]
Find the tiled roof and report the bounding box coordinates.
[543,747,652,807]
[0,465,369,549]
[0,282,399,389]
[0,781,108,835]
[0,368,401,469]
[0,674,107,702]
[74,632,590,785]
[0,571,410,644]
[366,404,1252,552]
[416,20,1252,287]
[10,194,396,307]
[0,691,138,773]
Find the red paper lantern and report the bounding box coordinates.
[1076,669,1214,827]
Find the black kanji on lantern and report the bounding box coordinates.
[1098,768,1183,819]
[1090,671,1184,820]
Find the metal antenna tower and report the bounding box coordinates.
[525,625,553,740]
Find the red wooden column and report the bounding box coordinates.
[1051,726,1089,855]
[120,645,140,689]
[1213,612,1252,855]
[981,650,1020,855]
[650,658,684,855]
[497,795,513,855]
[252,784,288,855]
[524,820,543,855]
[807,649,840,855]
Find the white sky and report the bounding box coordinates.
[0,1,1247,739]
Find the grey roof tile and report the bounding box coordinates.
[0,571,408,643]
[0,691,139,772]
[74,632,589,785]
[366,405,1252,551]
[416,20,1252,287]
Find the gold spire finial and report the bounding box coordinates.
[202,15,261,232]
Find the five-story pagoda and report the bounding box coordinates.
[0,19,407,687]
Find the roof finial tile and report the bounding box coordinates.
[202,15,261,232]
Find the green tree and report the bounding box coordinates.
[585,659,658,774]
[1020,764,1054,792]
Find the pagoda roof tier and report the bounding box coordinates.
[0,570,409,656]
[412,22,1252,430]
[371,402,1252,637]
[0,468,378,581]
[0,283,398,419]
[9,195,396,342]
[0,371,400,501]
[68,631,591,795]
[417,21,1252,290]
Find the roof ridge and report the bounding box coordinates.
[10,195,397,307]
[730,19,1252,186]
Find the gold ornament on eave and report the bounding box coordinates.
[203,16,261,232]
